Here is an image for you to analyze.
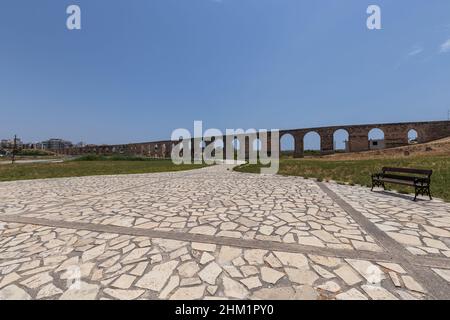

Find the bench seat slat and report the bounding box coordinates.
[377,178,416,186]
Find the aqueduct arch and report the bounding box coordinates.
[61,121,450,159]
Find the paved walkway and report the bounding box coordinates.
[0,164,449,300]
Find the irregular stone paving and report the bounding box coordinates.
[0,164,449,299]
[1,166,381,253]
[0,172,185,215]
[0,222,429,300]
[327,183,450,259]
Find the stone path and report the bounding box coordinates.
[0,164,449,300]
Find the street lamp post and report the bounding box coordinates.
[11,135,17,164]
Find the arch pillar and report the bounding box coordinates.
[348,128,369,152]
[293,133,304,158]
[318,129,334,155]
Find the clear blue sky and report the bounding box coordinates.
[1,0,450,147]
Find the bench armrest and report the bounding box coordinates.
[372,173,383,179]
[414,177,430,185]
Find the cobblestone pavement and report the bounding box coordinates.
[0,164,449,300]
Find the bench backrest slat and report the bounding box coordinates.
[382,174,417,181]
[382,167,432,177]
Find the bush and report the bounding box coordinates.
[73,154,160,161]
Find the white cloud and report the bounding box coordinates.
[439,39,450,53]
[407,46,423,57]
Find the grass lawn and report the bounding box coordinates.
[234,155,450,202]
[0,157,206,182]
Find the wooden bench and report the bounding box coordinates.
[371,167,433,201]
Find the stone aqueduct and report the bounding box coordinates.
[60,121,450,159]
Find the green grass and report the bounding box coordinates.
[234,155,450,202]
[73,154,163,161]
[0,159,206,182]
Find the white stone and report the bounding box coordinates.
[222,276,249,299]
[82,244,106,262]
[241,265,259,277]
[36,283,63,299]
[122,247,150,263]
[136,260,179,291]
[386,232,422,246]
[298,236,325,247]
[423,226,450,238]
[198,262,222,285]
[345,259,385,283]
[20,272,52,289]
[0,285,31,300]
[130,262,149,276]
[104,288,145,300]
[259,225,274,236]
[310,230,340,243]
[159,275,180,299]
[311,264,332,279]
[274,251,308,269]
[336,288,368,300]
[59,282,99,300]
[200,252,215,265]
[261,267,284,284]
[316,281,340,293]
[0,272,20,289]
[189,226,216,236]
[218,246,242,264]
[192,242,217,252]
[309,255,341,268]
[402,276,426,293]
[334,265,362,286]
[432,268,450,282]
[389,272,402,287]
[264,253,283,268]
[377,262,406,274]
[178,261,200,278]
[361,285,398,300]
[285,268,318,285]
[112,274,136,289]
[423,238,448,250]
[240,276,262,289]
[170,285,205,300]
[243,249,267,265]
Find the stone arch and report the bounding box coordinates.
[280,133,295,157]
[252,138,262,151]
[214,139,224,149]
[408,129,418,144]
[303,131,321,155]
[368,128,385,150]
[232,138,240,150]
[368,128,385,140]
[333,129,349,152]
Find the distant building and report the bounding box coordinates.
[0,138,23,149]
[369,139,385,150]
[22,143,37,150]
[0,139,9,148]
[38,139,73,151]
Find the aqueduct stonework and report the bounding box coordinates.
[60,120,450,159]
